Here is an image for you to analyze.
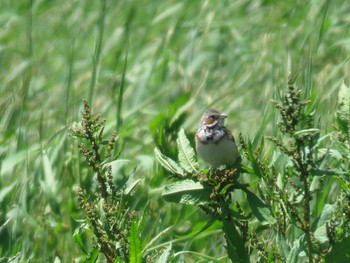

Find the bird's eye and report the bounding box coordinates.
[209,114,217,119]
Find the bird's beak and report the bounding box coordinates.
[220,113,228,119]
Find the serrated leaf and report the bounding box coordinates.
[129,220,142,263]
[245,189,276,225]
[337,81,350,137]
[154,147,184,176]
[162,179,211,205]
[176,128,199,173]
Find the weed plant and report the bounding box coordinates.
[157,74,349,262]
[1,0,350,262]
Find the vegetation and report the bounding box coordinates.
[1,0,349,262]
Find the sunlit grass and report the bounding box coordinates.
[1,0,349,261]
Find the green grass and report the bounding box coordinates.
[1,0,349,262]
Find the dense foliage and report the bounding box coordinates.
[1,0,349,262]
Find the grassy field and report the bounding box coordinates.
[1,0,350,262]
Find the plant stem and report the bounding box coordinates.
[302,173,313,263]
[293,139,314,262]
[296,139,313,263]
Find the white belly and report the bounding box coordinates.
[196,136,238,168]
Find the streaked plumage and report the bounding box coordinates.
[195,109,239,168]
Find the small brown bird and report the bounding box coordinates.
[195,109,239,168]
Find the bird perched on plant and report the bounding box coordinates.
[195,109,239,168]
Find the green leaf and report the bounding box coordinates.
[222,219,249,263]
[179,218,221,239]
[125,178,142,195]
[73,228,88,254]
[42,151,58,195]
[40,152,61,214]
[332,175,350,194]
[177,128,199,173]
[286,236,304,263]
[152,2,183,24]
[0,182,16,202]
[129,220,142,263]
[154,147,184,176]
[314,204,335,247]
[0,150,27,177]
[316,204,335,229]
[143,226,173,254]
[276,232,290,259]
[150,93,190,155]
[85,248,99,263]
[124,168,142,195]
[162,179,211,205]
[245,139,264,178]
[220,183,235,195]
[116,51,127,130]
[245,189,276,225]
[325,236,350,263]
[293,128,320,138]
[337,81,350,137]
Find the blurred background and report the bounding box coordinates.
[1,0,349,261]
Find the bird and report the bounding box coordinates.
[195,109,239,168]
